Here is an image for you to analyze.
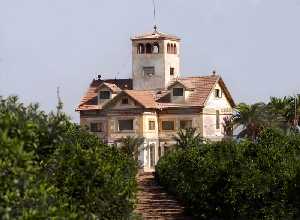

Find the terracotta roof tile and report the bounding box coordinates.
[131,30,180,41]
[76,75,235,111]
[76,79,132,111]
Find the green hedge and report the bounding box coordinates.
[156,129,300,219]
[0,96,137,219]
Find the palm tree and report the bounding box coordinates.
[232,102,267,141]
[118,136,145,160]
[267,96,300,133]
[173,128,204,149]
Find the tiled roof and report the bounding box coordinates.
[76,75,235,111]
[102,90,158,109]
[98,82,122,93]
[131,30,180,41]
[76,78,132,111]
[124,90,158,109]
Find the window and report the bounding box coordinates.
[215,89,222,98]
[121,98,129,105]
[137,43,145,54]
[90,122,103,132]
[216,110,220,129]
[173,88,184,97]
[99,91,111,99]
[180,120,192,129]
[167,43,170,53]
[118,119,134,131]
[162,121,175,131]
[146,43,152,53]
[174,44,177,54]
[170,67,175,76]
[153,43,159,53]
[149,121,155,130]
[143,66,155,76]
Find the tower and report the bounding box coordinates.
[131,28,181,90]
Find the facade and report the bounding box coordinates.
[76,29,235,171]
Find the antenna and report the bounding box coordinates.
[152,0,158,31]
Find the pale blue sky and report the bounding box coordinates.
[0,0,299,122]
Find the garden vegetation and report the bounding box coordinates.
[156,95,300,219]
[0,96,138,219]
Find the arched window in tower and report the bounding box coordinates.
[146,43,152,54]
[137,43,145,54]
[174,44,177,54]
[153,42,159,54]
[170,44,174,54]
[167,43,170,53]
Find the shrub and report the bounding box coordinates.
[156,129,300,219]
[0,96,137,219]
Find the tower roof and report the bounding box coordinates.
[131,30,180,41]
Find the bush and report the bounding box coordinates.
[156,129,300,219]
[0,96,137,219]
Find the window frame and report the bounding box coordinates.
[90,122,103,132]
[148,120,156,131]
[214,89,222,98]
[143,66,155,76]
[161,120,175,131]
[180,120,193,129]
[118,119,134,131]
[99,90,111,100]
[216,110,220,129]
[173,88,184,97]
[170,67,175,76]
[121,98,129,105]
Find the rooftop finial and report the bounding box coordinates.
[152,0,158,32]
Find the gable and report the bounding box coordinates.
[102,93,144,110]
[204,82,233,110]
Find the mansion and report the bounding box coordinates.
[76,28,235,171]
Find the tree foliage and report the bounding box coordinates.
[156,129,300,219]
[232,95,300,140]
[0,96,138,219]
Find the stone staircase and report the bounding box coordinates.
[135,172,193,220]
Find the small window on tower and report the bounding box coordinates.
[170,67,175,76]
[153,43,159,53]
[146,43,152,54]
[143,66,155,76]
[138,44,145,54]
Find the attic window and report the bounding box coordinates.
[173,88,184,97]
[100,91,111,99]
[215,89,222,98]
[122,98,129,105]
[143,66,155,76]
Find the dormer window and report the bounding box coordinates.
[214,89,222,98]
[173,88,184,97]
[121,98,129,105]
[99,91,111,99]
